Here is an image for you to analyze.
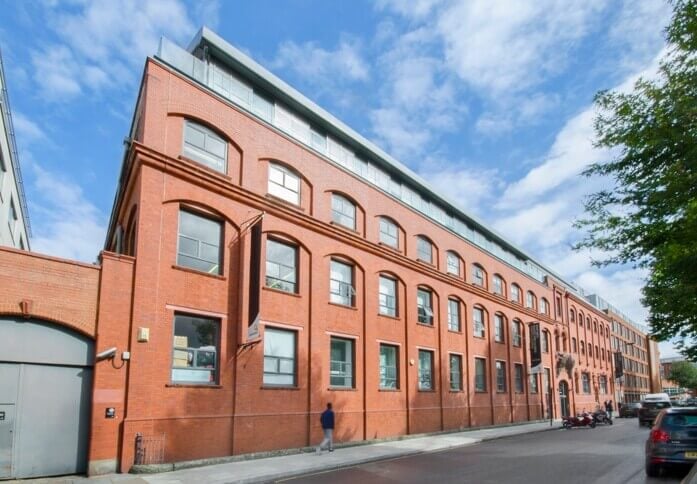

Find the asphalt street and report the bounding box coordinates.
[280,418,693,484]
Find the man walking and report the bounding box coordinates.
[316,402,335,454]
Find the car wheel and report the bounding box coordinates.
[645,463,660,477]
[590,420,596,428]
[609,419,613,425]
[563,421,571,429]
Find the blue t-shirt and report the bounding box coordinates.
[320,409,335,429]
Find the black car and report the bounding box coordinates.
[640,401,672,427]
[619,402,642,418]
[645,407,697,476]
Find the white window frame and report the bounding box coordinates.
[418,349,434,391]
[330,337,354,388]
[512,321,522,347]
[268,163,300,205]
[417,288,434,325]
[182,120,227,173]
[511,284,520,303]
[379,275,397,317]
[417,236,433,264]
[331,193,356,230]
[472,265,485,286]
[493,275,503,295]
[473,307,485,338]
[379,344,399,389]
[379,217,399,248]
[446,251,460,275]
[450,353,462,391]
[263,327,297,386]
[447,298,461,332]
[330,259,355,306]
[494,314,505,343]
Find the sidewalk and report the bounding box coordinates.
[9,420,560,484]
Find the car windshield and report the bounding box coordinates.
[644,402,671,409]
[663,414,697,427]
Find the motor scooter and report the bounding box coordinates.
[562,412,596,429]
[592,410,613,425]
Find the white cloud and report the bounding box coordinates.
[419,164,501,216]
[26,159,106,263]
[31,0,212,100]
[273,38,370,83]
[574,268,649,325]
[12,112,46,143]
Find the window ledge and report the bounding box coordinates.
[494,340,506,345]
[329,220,361,236]
[265,193,305,211]
[416,259,436,269]
[449,389,464,393]
[261,385,301,391]
[378,241,401,253]
[328,387,357,391]
[418,389,436,393]
[473,335,486,340]
[263,286,301,298]
[166,383,223,389]
[172,264,226,280]
[328,302,358,311]
[474,390,488,393]
[178,155,231,179]
[416,322,435,328]
[378,313,400,321]
[447,329,462,335]
[445,272,462,280]
[378,388,401,392]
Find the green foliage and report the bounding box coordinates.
[668,361,697,389]
[575,0,697,359]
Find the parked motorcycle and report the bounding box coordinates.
[592,410,613,425]
[562,412,597,429]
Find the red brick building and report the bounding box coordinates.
[0,28,625,478]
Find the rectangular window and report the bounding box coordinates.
[177,209,222,274]
[379,276,397,317]
[582,373,590,394]
[417,289,434,325]
[514,364,524,393]
[540,299,548,314]
[541,331,549,353]
[379,344,398,389]
[512,321,522,347]
[496,361,507,393]
[330,260,354,306]
[472,266,484,286]
[446,252,460,275]
[265,239,297,293]
[0,151,5,198]
[448,298,460,332]
[529,373,538,393]
[473,307,485,338]
[599,376,608,394]
[8,197,18,239]
[450,354,462,391]
[330,337,354,388]
[171,314,220,384]
[494,314,505,343]
[263,327,296,386]
[268,163,300,205]
[526,292,534,309]
[475,357,487,392]
[183,120,227,173]
[331,194,356,230]
[417,237,432,264]
[379,218,398,248]
[418,350,434,390]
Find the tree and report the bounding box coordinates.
[668,361,697,390]
[575,0,697,359]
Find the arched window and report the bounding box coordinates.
[183,120,227,173]
[492,274,505,296]
[541,330,550,353]
[540,298,549,315]
[472,264,486,287]
[510,283,521,303]
[268,162,300,204]
[526,291,536,310]
[417,236,433,264]
[331,194,356,230]
[379,217,399,248]
[572,337,577,353]
[446,251,461,276]
[569,309,576,323]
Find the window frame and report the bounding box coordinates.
[473,307,485,338]
[447,298,461,332]
[379,344,399,390]
[510,284,521,303]
[329,259,355,307]
[472,264,485,287]
[418,349,434,391]
[182,120,228,173]
[496,360,507,393]
[449,353,463,391]
[526,291,536,310]
[329,336,355,388]
[494,314,505,343]
[492,274,504,296]
[331,193,357,230]
[379,217,399,248]
[265,238,298,293]
[474,357,487,392]
[446,251,461,276]
[514,363,524,393]
[263,327,297,387]
[171,313,221,385]
[512,320,522,347]
[582,372,591,394]
[378,275,398,317]
[268,163,301,205]
[417,288,434,325]
[416,236,433,264]
[176,208,223,275]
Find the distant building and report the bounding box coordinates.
[0,51,30,249]
[661,357,695,398]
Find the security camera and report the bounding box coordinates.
[96,347,118,361]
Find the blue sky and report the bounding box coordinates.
[1,0,678,356]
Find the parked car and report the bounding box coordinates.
[619,402,642,418]
[645,407,697,476]
[640,401,673,427]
